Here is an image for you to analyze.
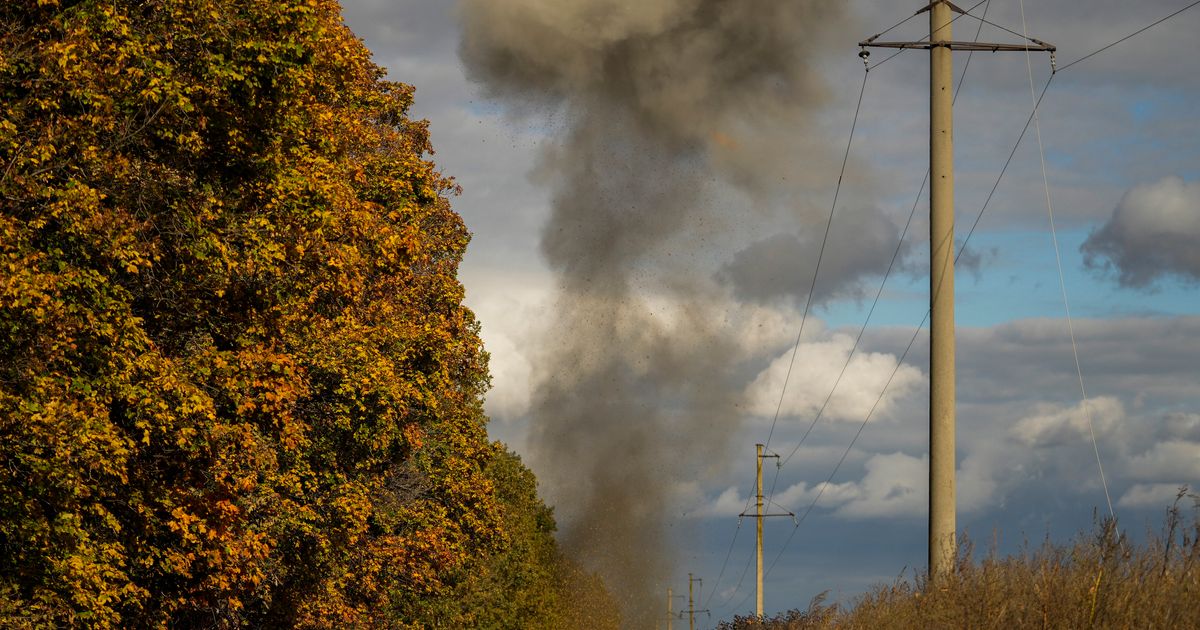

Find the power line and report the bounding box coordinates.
[712,0,1200,614]
[739,0,1197,591]
[1018,0,1116,521]
[749,77,1047,596]
[957,0,1200,242]
[746,0,1036,594]
[964,10,1052,46]
[755,2,998,549]
[958,76,1051,249]
[869,0,991,70]
[704,66,869,604]
[702,483,756,606]
[861,6,923,44]
[731,314,928,616]
[760,67,869,451]
[708,546,755,611]
[722,1,998,613]
[1059,0,1200,73]
[774,0,994,474]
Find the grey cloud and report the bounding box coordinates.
[1082,176,1200,287]
[953,315,1200,407]
[1165,413,1200,441]
[848,0,1200,233]
[340,0,456,60]
[675,311,1200,614]
[760,315,1200,520]
[718,204,906,306]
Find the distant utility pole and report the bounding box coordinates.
[859,0,1054,581]
[667,587,672,630]
[739,444,791,617]
[665,587,684,630]
[683,573,709,630]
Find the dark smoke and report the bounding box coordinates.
[459,0,849,624]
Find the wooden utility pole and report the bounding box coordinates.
[740,444,788,617]
[859,0,1054,582]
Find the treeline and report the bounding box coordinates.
[719,494,1199,629]
[0,0,615,627]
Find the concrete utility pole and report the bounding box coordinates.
[756,444,764,617]
[926,0,958,585]
[859,0,1055,582]
[688,574,695,630]
[666,587,673,630]
[679,574,709,630]
[739,444,788,618]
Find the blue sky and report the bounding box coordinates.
[339,0,1199,626]
[822,228,1199,329]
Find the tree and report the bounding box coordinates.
[417,447,622,630]
[1,0,504,626]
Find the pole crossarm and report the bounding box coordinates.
[743,445,791,519]
[860,0,1055,62]
[738,511,794,519]
[864,39,1051,52]
[859,40,1055,53]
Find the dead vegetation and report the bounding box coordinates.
[719,489,1198,629]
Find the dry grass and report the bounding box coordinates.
[719,489,1199,629]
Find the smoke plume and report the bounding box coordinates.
[459,0,849,624]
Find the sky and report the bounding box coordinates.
[338,0,1199,626]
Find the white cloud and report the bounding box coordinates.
[688,485,750,520]
[745,333,924,422]
[1011,396,1125,447]
[1165,413,1200,441]
[1117,483,1193,510]
[463,268,555,423]
[695,453,931,521]
[956,451,1005,515]
[831,452,927,519]
[480,331,534,420]
[775,479,859,513]
[1126,441,1200,481]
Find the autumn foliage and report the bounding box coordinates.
[0,0,612,627]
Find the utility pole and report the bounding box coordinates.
[682,573,709,630]
[739,444,791,618]
[756,444,764,617]
[688,574,696,630]
[926,0,958,587]
[666,587,676,630]
[859,0,1054,582]
[667,587,672,630]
